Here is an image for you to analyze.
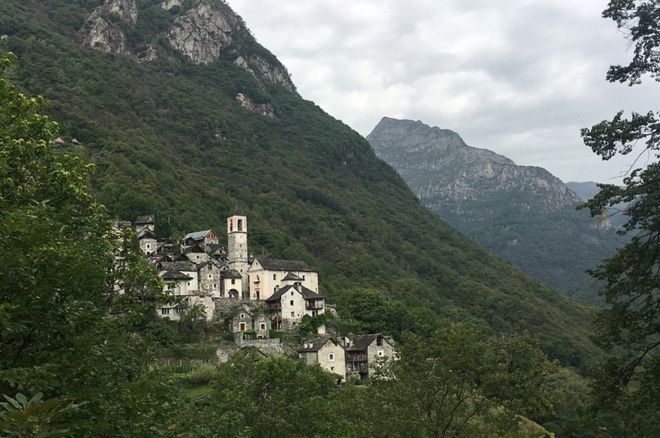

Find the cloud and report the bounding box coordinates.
[228,0,660,183]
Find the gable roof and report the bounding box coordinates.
[298,338,336,353]
[282,272,304,281]
[346,335,379,352]
[161,270,192,281]
[265,284,322,303]
[159,261,197,272]
[183,244,205,254]
[221,269,242,279]
[137,229,157,240]
[256,256,315,272]
[135,215,155,225]
[184,230,214,241]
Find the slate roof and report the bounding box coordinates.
[265,284,322,303]
[159,261,197,272]
[184,230,213,241]
[298,338,335,353]
[345,335,378,352]
[135,215,155,225]
[137,230,157,240]
[221,269,242,279]
[282,272,304,281]
[256,256,315,272]
[161,270,192,281]
[183,244,205,254]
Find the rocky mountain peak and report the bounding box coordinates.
[82,0,296,92]
[367,117,579,211]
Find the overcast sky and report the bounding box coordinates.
[229,0,659,183]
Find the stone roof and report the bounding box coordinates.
[183,244,205,254]
[221,269,242,279]
[346,335,379,352]
[161,270,192,281]
[184,229,213,241]
[137,229,157,240]
[282,272,304,281]
[159,261,197,272]
[256,256,315,272]
[135,215,155,225]
[265,284,322,303]
[298,338,335,353]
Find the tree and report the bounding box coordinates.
[580,1,660,433]
[368,326,556,437]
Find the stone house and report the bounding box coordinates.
[198,259,224,298]
[229,305,270,339]
[247,256,319,301]
[265,283,325,330]
[298,338,346,381]
[137,229,157,256]
[221,269,243,299]
[344,334,395,380]
[183,243,209,264]
[134,215,155,235]
[183,229,218,248]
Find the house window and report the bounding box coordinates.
[146,244,151,249]
[273,274,276,280]
[240,313,245,319]
[378,350,384,357]
[303,275,306,280]
[231,279,235,285]
[290,311,295,318]
[328,353,335,362]
[187,282,191,286]
[377,336,383,346]
[239,322,246,331]
[161,308,170,315]
[290,291,294,296]
[290,300,294,306]
[208,274,213,280]
[260,323,266,330]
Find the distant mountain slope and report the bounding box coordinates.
[1,0,597,366]
[367,117,625,302]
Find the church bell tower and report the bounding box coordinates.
[227,215,249,292]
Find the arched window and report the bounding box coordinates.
[238,219,243,231]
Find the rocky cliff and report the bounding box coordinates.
[368,117,625,301]
[83,0,296,92]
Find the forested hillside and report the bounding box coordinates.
[368,118,626,304]
[0,0,597,365]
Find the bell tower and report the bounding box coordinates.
[227,215,249,293]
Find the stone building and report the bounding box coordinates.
[298,338,346,381]
[247,256,319,301]
[137,229,157,256]
[228,305,270,339]
[221,269,243,299]
[134,215,155,234]
[344,334,395,380]
[265,283,325,330]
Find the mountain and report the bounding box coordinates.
[0,0,597,366]
[367,117,625,303]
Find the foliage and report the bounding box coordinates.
[0,51,178,436]
[579,0,660,434]
[0,392,77,437]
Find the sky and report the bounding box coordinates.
[228,0,659,183]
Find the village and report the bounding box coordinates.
[128,214,396,382]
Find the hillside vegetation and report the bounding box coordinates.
[0,0,598,366]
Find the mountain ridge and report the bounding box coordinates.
[367,117,624,301]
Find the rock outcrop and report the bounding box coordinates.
[82,0,138,55]
[235,93,275,118]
